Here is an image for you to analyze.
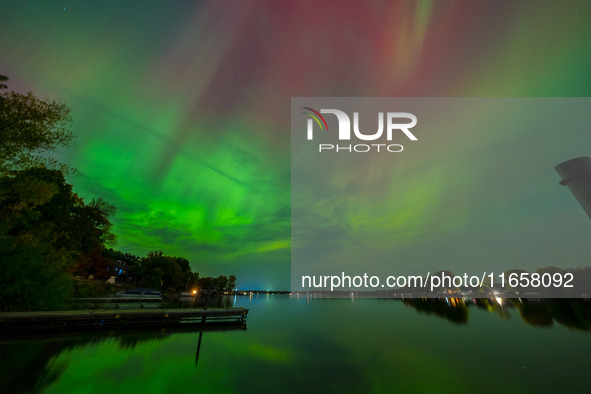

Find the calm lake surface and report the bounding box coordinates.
[2,295,591,393]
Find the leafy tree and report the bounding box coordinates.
[186,271,200,291]
[140,251,189,291]
[15,168,118,279]
[227,275,237,291]
[101,248,142,283]
[0,75,73,175]
[0,168,116,310]
[0,76,118,310]
[105,249,141,267]
[0,169,73,310]
[85,198,117,248]
[176,257,191,276]
[214,275,229,292]
[141,267,164,290]
[195,275,237,292]
[197,276,214,291]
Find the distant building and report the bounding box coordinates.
[555,156,591,219]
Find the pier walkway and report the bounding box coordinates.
[0,308,248,336]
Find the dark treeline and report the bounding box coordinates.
[401,298,591,331]
[98,248,236,293]
[0,75,235,311]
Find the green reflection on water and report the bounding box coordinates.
[2,297,591,394]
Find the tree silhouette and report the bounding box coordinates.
[0,75,73,175]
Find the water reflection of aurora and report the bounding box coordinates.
[2,297,591,393]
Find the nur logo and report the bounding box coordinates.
[302,107,418,153]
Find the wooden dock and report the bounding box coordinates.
[0,308,248,337]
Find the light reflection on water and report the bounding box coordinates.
[2,296,591,393]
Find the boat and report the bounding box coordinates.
[114,288,163,301]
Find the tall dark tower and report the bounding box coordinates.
[555,156,591,219]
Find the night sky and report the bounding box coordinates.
[1,1,591,289]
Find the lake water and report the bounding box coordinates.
[2,296,591,393]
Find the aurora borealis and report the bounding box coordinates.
[1,1,591,289]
